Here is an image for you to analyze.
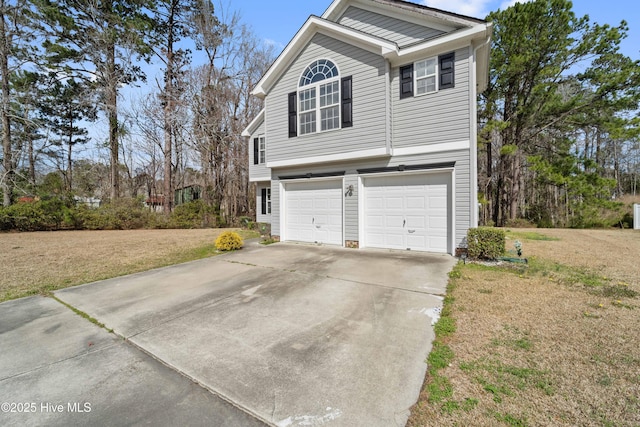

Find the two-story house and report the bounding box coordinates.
[243,0,492,255]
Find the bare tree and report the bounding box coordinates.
[189,2,273,222]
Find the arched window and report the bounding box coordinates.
[299,59,339,86]
[297,59,341,135]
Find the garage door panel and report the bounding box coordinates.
[364,173,449,253]
[385,215,404,228]
[407,234,427,248]
[328,214,342,226]
[429,236,448,250]
[384,196,403,210]
[285,181,343,246]
[405,215,426,229]
[429,215,447,229]
[406,196,426,209]
[384,234,404,249]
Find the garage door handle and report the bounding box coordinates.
[312,218,314,224]
[408,230,416,233]
[403,219,406,228]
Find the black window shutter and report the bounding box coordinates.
[400,64,413,99]
[261,188,267,215]
[341,75,353,128]
[288,92,297,138]
[253,138,259,165]
[439,52,455,90]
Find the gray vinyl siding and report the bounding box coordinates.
[344,174,359,241]
[271,179,280,237]
[392,47,471,149]
[256,181,272,224]
[249,120,270,181]
[271,149,471,250]
[264,33,387,163]
[338,6,445,47]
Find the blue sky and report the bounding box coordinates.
[233,0,639,60]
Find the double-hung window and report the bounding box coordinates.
[320,80,340,131]
[261,187,271,215]
[415,58,437,95]
[290,59,351,137]
[299,59,340,135]
[299,87,317,134]
[400,52,455,99]
[253,136,266,165]
[258,136,266,164]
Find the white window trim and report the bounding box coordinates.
[297,59,342,136]
[414,56,438,96]
[298,76,342,135]
[258,135,266,164]
[266,188,271,215]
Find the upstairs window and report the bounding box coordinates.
[288,59,352,137]
[253,135,266,165]
[415,58,437,95]
[259,136,266,164]
[400,52,455,99]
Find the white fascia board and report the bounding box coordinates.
[252,17,397,97]
[473,23,493,93]
[241,109,265,137]
[250,176,271,183]
[267,147,389,168]
[392,140,470,157]
[387,24,490,65]
[322,0,345,20]
[323,0,476,32]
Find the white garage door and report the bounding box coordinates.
[284,180,343,245]
[364,173,449,253]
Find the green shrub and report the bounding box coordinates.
[75,198,154,230]
[169,200,215,229]
[467,227,506,260]
[504,218,535,228]
[1,201,59,231]
[238,216,254,229]
[215,231,243,251]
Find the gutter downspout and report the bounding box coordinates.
[470,31,492,228]
[385,59,392,155]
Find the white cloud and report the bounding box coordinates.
[264,38,285,51]
[499,0,533,10]
[421,0,493,17]
[422,0,534,17]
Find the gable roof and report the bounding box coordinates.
[241,108,265,137]
[322,0,486,27]
[251,0,491,99]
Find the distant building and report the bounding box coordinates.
[174,185,203,206]
[145,195,165,212]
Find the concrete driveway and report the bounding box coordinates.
[1,241,455,426]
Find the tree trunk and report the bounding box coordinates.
[510,150,521,221]
[163,85,173,214]
[0,4,12,206]
[67,139,73,193]
[162,1,177,214]
[106,41,119,201]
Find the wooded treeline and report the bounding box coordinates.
[1,0,639,228]
[0,0,273,224]
[479,0,640,227]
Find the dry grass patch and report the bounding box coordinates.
[0,228,257,302]
[409,229,640,427]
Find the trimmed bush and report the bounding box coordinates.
[169,200,215,229]
[467,227,505,260]
[215,231,244,251]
